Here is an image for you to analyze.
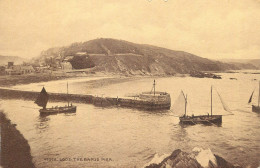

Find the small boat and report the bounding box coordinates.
[175,86,229,125]
[35,82,76,114]
[248,81,260,113]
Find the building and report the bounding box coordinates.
[61,62,72,70]
[8,62,14,68]
[20,65,35,74]
[5,64,35,75]
[60,56,74,70]
[0,66,5,75]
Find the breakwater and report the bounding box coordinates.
[0,88,171,110]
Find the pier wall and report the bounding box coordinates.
[0,88,171,110]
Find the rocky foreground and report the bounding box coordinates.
[145,148,242,168]
[0,112,35,168]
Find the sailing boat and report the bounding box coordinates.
[35,82,77,114]
[177,86,225,125]
[248,81,260,113]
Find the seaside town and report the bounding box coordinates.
[0,52,91,76]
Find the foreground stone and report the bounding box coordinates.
[0,112,35,168]
[145,149,242,168]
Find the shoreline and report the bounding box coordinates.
[0,72,177,89]
[3,69,255,88]
[0,111,35,168]
[3,69,258,88]
[0,72,102,87]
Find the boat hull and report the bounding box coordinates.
[252,105,260,113]
[121,91,171,111]
[39,106,77,114]
[179,115,222,125]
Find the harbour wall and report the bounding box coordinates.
[0,88,171,110]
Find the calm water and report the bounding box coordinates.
[0,72,259,168]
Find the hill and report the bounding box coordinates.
[219,59,260,69]
[0,55,27,66]
[38,38,257,75]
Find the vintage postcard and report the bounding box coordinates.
[0,0,259,168]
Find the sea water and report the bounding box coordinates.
[0,71,259,168]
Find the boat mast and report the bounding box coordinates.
[185,94,187,116]
[153,80,156,96]
[211,85,213,116]
[67,82,69,106]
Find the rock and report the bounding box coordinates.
[0,112,35,168]
[145,149,202,168]
[213,155,242,168]
[192,148,217,167]
[144,149,242,168]
[190,71,222,79]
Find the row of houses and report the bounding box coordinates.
[0,52,89,75]
[0,62,35,75]
[0,59,74,75]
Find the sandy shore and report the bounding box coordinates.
[75,76,147,89]
[0,73,74,87]
[0,111,35,168]
[0,72,155,92]
[0,73,91,87]
[0,72,154,88]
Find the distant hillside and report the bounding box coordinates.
[219,59,260,69]
[38,38,257,75]
[0,55,27,66]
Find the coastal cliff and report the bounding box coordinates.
[0,111,35,168]
[37,38,258,75]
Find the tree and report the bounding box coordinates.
[69,56,95,69]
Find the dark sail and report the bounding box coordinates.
[248,90,254,104]
[35,87,49,109]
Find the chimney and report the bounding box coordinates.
[8,62,14,68]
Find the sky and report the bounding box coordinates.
[0,0,260,59]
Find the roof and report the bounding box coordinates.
[21,65,34,70]
[76,52,87,55]
[63,56,74,61]
[55,56,62,60]
[5,69,14,72]
[9,65,35,71]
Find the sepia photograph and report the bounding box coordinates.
[0,0,259,168]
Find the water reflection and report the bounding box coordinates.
[35,115,50,133]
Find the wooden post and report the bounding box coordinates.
[67,82,69,107]
[185,94,187,116]
[258,81,260,107]
[211,86,213,116]
[153,80,156,96]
